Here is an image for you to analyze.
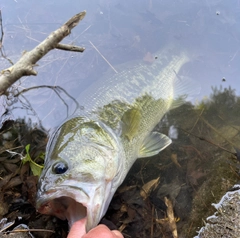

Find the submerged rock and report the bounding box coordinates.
[195,184,240,238]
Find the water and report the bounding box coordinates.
[1,0,240,130]
[0,0,240,237]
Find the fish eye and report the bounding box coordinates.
[52,162,68,174]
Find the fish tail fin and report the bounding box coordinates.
[171,74,201,109]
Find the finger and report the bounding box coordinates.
[67,218,87,238]
[112,230,124,238]
[82,225,123,238]
[82,225,110,238]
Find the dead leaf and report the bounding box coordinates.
[171,153,181,168]
[0,202,9,218]
[140,177,160,200]
[164,197,178,238]
[188,169,206,186]
[120,204,128,213]
[3,163,19,173]
[117,185,137,194]
[127,207,136,222]
[22,176,38,206]
[3,176,22,190]
[119,223,127,233]
[0,173,14,191]
[143,52,155,63]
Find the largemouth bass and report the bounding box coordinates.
[36,46,197,232]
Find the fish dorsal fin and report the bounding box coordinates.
[121,108,141,141]
[138,132,172,158]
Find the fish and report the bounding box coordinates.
[36,45,198,232]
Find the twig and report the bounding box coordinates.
[15,85,81,117]
[218,114,240,133]
[178,127,237,157]
[164,197,178,238]
[0,10,13,66]
[2,228,55,234]
[200,117,238,148]
[0,10,4,49]
[18,94,44,129]
[0,11,86,95]
[151,205,154,238]
[56,43,85,52]
[89,40,118,74]
[189,108,204,134]
[80,24,92,35]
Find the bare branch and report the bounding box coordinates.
[0,10,13,66]
[56,43,85,52]
[0,10,4,48]
[0,11,86,95]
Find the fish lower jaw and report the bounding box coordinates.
[36,192,88,228]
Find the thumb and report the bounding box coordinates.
[112,230,124,237]
[67,218,87,238]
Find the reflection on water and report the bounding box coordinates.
[1,88,240,237]
[105,87,240,237]
[1,0,240,127]
[1,0,240,237]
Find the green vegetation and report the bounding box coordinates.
[22,144,45,177]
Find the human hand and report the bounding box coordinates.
[67,218,124,238]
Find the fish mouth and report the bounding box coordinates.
[36,187,88,229]
[36,179,114,232]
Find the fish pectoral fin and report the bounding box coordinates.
[138,132,172,158]
[121,108,141,141]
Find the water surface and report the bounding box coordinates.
[0,0,240,237]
